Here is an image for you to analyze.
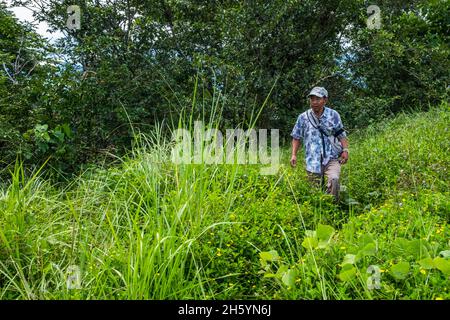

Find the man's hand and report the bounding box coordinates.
[291,139,300,167]
[339,151,348,164]
[290,155,297,167]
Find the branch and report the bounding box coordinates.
[2,63,18,85]
[306,73,341,96]
[26,61,38,77]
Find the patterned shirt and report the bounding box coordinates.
[291,106,347,174]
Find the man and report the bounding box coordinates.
[290,86,349,202]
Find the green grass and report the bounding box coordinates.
[0,102,449,300]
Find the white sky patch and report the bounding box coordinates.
[4,1,64,42]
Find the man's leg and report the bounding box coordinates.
[324,159,341,202]
[306,171,322,188]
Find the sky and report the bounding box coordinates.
[4,0,64,42]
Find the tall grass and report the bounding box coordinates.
[0,101,448,300]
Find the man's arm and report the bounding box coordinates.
[290,138,301,167]
[339,137,349,164]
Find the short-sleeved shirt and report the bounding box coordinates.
[291,106,347,174]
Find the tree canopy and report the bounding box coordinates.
[1,0,448,176]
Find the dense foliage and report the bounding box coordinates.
[1,1,448,175]
[0,105,448,299]
[0,0,448,300]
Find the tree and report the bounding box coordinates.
[0,3,53,171]
[3,0,448,177]
[340,0,450,127]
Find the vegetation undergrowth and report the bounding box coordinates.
[0,102,449,300]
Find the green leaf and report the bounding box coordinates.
[37,142,49,153]
[317,224,335,243]
[393,238,430,259]
[317,224,335,248]
[339,264,357,282]
[346,198,359,205]
[263,273,277,278]
[276,265,288,277]
[35,124,48,132]
[358,234,375,248]
[260,250,279,262]
[281,269,297,287]
[42,132,51,142]
[439,250,450,259]
[342,254,357,266]
[62,123,73,138]
[302,237,318,250]
[305,230,316,238]
[418,257,435,270]
[53,130,65,142]
[390,262,410,280]
[393,237,411,255]
[408,239,430,259]
[433,257,450,276]
[358,242,377,257]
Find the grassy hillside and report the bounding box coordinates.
[0,104,449,299]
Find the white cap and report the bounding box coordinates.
[308,87,328,98]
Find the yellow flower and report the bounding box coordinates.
[420,269,427,275]
[339,246,346,250]
[435,297,444,300]
[379,269,386,273]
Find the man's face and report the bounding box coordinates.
[309,95,327,114]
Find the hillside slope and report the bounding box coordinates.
[0,104,449,299]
